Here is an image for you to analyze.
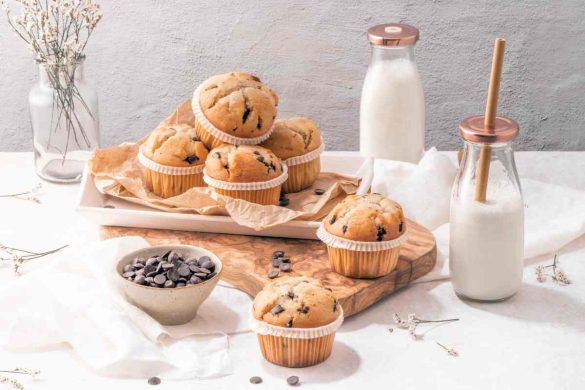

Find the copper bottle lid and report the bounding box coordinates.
[459,115,519,143]
[367,23,419,46]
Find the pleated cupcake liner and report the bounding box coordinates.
[192,84,275,146]
[326,245,400,279]
[282,157,321,193]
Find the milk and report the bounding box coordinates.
[360,57,425,163]
[449,194,524,301]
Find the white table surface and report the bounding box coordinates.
[0,151,584,390]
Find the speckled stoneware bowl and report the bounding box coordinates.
[115,244,222,325]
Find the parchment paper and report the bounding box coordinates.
[88,101,361,230]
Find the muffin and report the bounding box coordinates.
[260,117,324,193]
[203,144,287,205]
[192,72,279,149]
[251,276,343,367]
[316,193,407,278]
[138,124,209,198]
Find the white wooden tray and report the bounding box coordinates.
[76,151,373,240]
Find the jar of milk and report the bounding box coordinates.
[360,23,425,163]
[450,115,524,301]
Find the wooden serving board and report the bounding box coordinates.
[101,219,436,317]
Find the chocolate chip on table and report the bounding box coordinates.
[270,304,285,315]
[272,257,282,268]
[279,263,291,272]
[272,251,285,258]
[279,257,290,263]
[314,188,325,195]
[147,376,161,385]
[267,269,279,279]
[279,197,290,207]
[249,376,263,384]
[287,375,300,386]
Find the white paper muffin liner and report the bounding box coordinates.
[203,163,288,190]
[249,306,344,339]
[192,84,275,145]
[138,147,205,176]
[316,224,408,252]
[283,138,325,167]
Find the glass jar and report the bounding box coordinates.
[360,23,425,163]
[450,115,524,301]
[29,59,100,183]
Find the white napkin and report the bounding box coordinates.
[0,237,252,380]
[372,148,585,281]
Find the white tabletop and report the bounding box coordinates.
[0,151,584,390]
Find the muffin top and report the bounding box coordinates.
[142,124,208,167]
[260,117,322,160]
[205,144,283,183]
[324,194,405,242]
[198,72,279,139]
[253,276,339,328]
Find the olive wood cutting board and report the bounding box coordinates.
[100,219,436,317]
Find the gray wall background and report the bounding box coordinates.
[0,0,584,152]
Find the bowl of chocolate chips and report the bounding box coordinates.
[115,244,222,325]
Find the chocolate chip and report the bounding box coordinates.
[149,283,158,288]
[272,251,285,258]
[145,257,158,266]
[280,263,291,272]
[178,264,191,277]
[123,264,132,273]
[287,291,295,299]
[301,306,310,314]
[272,258,282,267]
[286,318,293,328]
[256,156,265,163]
[154,274,166,285]
[342,225,348,234]
[134,262,145,270]
[279,197,290,207]
[191,136,199,142]
[168,251,180,262]
[189,275,202,284]
[242,107,251,123]
[148,376,161,385]
[279,257,290,263]
[135,275,146,285]
[200,260,214,269]
[189,263,201,273]
[287,376,299,386]
[399,221,404,233]
[207,271,217,279]
[176,282,186,288]
[329,215,337,224]
[184,155,199,164]
[270,304,285,315]
[267,269,279,279]
[145,277,154,284]
[164,280,174,288]
[376,226,387,241]
[253,151,261,155]
[167,268,180,282]
[122,271,135,278]
[257,117,263,130]
[214,151,221,158]
[333,300,338,312]
[314,188,325,195]
[198,255,211,264]
[250,376,263,384]
[161,262,174,270]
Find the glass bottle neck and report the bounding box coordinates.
[370,44,415,63]
[38,62,85,86]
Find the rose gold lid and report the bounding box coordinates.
[459,115,519,143]
[367,23,419,46]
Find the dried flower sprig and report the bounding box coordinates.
[0,183,42,204]
[1,0,102,159]
[535,254,571,285]
[393,313,459,340]
[0,368,40,379]
[436,342,459,357]
[0,376,23,390]
[0,243,68,274]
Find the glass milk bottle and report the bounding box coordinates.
[450,116,524,301]
[360,23,425,163]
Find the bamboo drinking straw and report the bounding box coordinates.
[474,38,506,202]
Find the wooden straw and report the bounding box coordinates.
[474,38,506,202]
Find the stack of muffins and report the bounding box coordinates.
[138,72,325,203]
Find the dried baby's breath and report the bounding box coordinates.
[392,312,459,341]
[0,376,24,390]
[0,243,68,275]
[436,342,459,357]
[0,183,42,204]
[534,254,571,285]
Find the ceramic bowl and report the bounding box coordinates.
[115,244,222,325]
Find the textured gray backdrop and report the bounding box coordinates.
[0,0,584,152]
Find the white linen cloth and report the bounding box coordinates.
[0,236,252,380]
[373,148,585,281]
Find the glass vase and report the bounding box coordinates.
[29,59,99,183]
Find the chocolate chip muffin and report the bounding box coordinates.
[259,117,324,194]
[325,193,405,242]
[253,276,339,328]
[317,194,407,278]
[142,124,208,167]
[205,144,282,183]
[139,124,209,198]
[194,72,279,148]
[203,145,287,205]
[260,117,322,160]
